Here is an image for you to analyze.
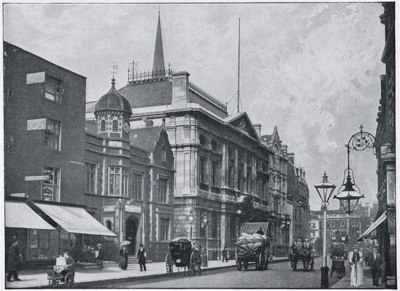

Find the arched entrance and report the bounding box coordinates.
[125,215,139,255]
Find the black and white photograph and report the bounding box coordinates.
[3,1,396,289]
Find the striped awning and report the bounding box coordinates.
[357,211,387,241]
[5,202,55,230]
[34,203,116,237]
[240,222,269,235]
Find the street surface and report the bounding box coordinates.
[101,257,343,288]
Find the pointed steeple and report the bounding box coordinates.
[152,10,165,73]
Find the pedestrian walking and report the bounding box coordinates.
[96,243,105,270]
[348,245,363,288]
[370,249,382,287]
[137,244,147,271]
[221,247,228,262]
[7,238,22,282]
[119,246,128,270]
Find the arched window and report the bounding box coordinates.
[100,120,106,132]
[162,145,167,162]
[105,220,112,230]
[211,140,218,151]
[112,120,118,132]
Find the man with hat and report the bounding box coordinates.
[95,243,105,270]
[7,237,22,282]
[348,244,364,287]
[370,247,382,286]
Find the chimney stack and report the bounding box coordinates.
[253,123,262,137]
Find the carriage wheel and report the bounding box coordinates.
[257,252,265,270]
[65,273,74,288]
[236,251,242,271]
[165,253,173,274]
[49,279,59,288]
[310,257,314,270]
[244,259,248,271]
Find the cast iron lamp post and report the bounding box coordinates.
[201,214,209,267]
[315,172,336,289]
[334,125,371,214]
[186,209,194,240]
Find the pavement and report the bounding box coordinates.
[5,256,290,289]
[331,263,385,289]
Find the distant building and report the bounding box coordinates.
[286,153,310,244]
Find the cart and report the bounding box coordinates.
[235,233,271,271]
[165,238,202,276]
[47,256,74,288]
[330,259,346,278]
[298,249,314,270]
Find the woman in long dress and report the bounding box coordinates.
[348,245,363,287]
[119,246,128,270]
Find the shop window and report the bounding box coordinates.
[29,230,50,259]
[132,173,143,200]
[44,119,61,150]
[45,75,62,103]
[42,166,60,201]
[160,218,170,241]
[85,163,97,193]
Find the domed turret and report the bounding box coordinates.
[95,78,132,139]
[95,78,132,115]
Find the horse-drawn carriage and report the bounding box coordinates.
[290,244,314,271]
[235,233,271,271]
[165,238,202,276]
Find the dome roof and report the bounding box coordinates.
[95,79,132,115]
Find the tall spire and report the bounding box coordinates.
[152,10,165,72]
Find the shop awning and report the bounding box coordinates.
[240,222,270,235]
[33,203,116,237]
[5,202,55,230]
[357,211,387,241]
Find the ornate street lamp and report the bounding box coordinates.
[201,214,209,267]
[334,125,371,214]
[315,172,336,289]
[186,209,194,240]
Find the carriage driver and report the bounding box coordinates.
[303,238,313,251]
[295,239,303,250]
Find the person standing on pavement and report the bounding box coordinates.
[7,238,22,282]
[137,244,147,271]
[221,247,228,262]
[370,248,382,287]
[119,245,128,270]
[348,245,363,288]
[96,243,105,270]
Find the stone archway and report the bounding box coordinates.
[125,215,139,255]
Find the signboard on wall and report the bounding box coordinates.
[125,205,141,213]
[27,118,46,131]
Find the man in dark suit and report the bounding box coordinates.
[370,249,382,287]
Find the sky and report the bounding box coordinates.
[3,2,385,211]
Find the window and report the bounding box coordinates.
[105,220,112,231]
[85,163,97,193]
[200,211,206,237]
[330,221,336,228]
[158,178,168,203]
[29,230,50,259]
[44,119,60,150]
[101,120,106,131]
[45,75,61,103]
[109,167,129,196]
[112,120,118,132]
[199,156,208,184]
[211,160,220,187]
[211,140,218,151]
[132,173,143,200]
[160,218,170,241]
[212,212,218,238]
[341,221,346,227]
[230,214,237,239]
[41,166,60,201]
[199,134,206,146]
[228,146,235,188]
[246,156,252,193]
[161,146,167,163]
